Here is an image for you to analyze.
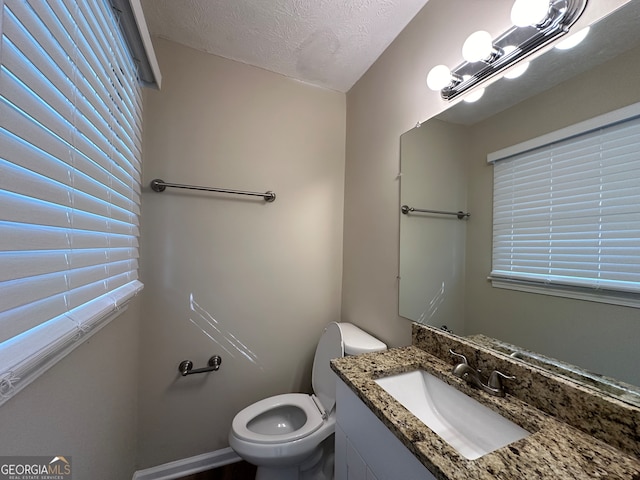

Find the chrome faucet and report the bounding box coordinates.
[449,350,514,397]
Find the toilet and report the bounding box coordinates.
[229,322,387,480]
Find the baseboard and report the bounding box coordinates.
[132,447,241,480]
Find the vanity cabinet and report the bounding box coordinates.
[334,379,436,480]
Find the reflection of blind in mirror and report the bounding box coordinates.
[489,105,640,300]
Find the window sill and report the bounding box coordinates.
[0,284,142,408]
[489,277,640,309]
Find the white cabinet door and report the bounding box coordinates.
[335,379,437,480]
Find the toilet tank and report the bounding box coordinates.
[339,323,387,355]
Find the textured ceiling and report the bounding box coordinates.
[140,0,430,92]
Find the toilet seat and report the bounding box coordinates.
[231,393,324,445]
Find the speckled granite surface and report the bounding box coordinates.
[467,333,640,407]
[413,324,640,459]
[330,325,640,480]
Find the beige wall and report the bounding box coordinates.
[138,38,346,467]
[0,300,140,479]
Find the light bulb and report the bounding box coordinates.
[504,61,529,79]
[426,64,453,91]
[464,88,485,103]
[462,31,494,63]
[555,27,590,50]
[511,0,550,27]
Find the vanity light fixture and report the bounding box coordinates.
[461,31,500,63]
[427,0,588,101]
[426,64,459,91]
[510,0,551,28]
[502,47,530,79]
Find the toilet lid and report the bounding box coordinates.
[311,322,344,414]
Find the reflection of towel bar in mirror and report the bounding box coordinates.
[401,205,470,220]
[150,178,276,202]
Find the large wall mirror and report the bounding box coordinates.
[399,1,640,406]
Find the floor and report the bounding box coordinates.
[178,461,256,480]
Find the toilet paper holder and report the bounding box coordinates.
[178,355,222,376]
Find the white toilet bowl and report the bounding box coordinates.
[230,393,335,467]
[229,322,386,480]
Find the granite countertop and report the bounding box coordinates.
[331,345,640,480]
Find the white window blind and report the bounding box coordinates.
[0,0,144,404]
[490,105,640,305]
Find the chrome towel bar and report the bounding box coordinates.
[401,205,470,220]
[150,178,276,202]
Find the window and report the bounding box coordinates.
[489,103,640,307]
[0,0,158,405]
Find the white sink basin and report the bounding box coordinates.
[375,370,530,460]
